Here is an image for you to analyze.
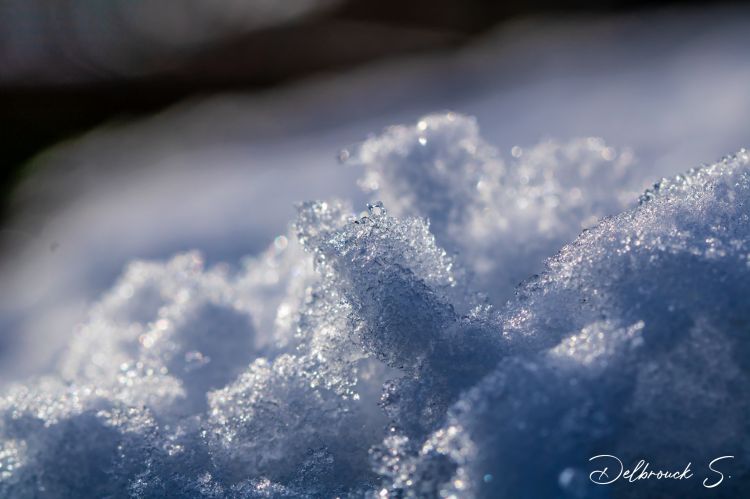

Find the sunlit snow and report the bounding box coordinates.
[2,112,749,497]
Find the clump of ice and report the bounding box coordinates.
[347,113,643,303]
[374,148,750,498]
[2,114,749,498]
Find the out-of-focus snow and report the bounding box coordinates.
[0,0,342,83]
[348,113,642,303]
[3,6,750,378]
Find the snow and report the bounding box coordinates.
[2,6,750,496]
[373,144,750,498]
[2,109,749,497]
[347,113,643,304]
[6,6,750,383]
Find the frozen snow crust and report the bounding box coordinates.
[2,114,749,498]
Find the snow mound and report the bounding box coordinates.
[376,148,750,498]
[346,113,644,303]
[2,114,748,498]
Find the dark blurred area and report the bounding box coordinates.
[0,0,735,223]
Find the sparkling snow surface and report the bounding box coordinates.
[2,112,749,497]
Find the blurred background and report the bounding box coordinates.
[1,0,749,379]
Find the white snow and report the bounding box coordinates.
[2,6,750,497]
[2,112,749,497]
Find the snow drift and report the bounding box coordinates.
[1,114,748,498]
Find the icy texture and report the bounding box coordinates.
[2,114,749,498]
[348,113,643,303]
[374,148,750,498]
